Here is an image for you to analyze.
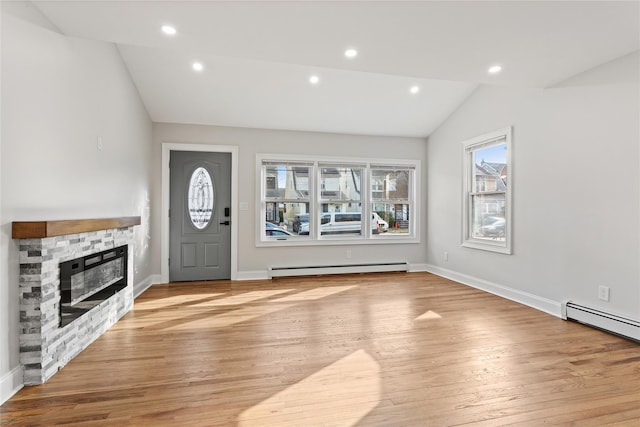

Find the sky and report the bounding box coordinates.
[278,167,287,188]
[475,143,507,164]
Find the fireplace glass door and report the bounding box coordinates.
[59,245,128,326]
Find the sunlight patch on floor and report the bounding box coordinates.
[238,349,380,426]
[415,310,442,320]
[270,285,357,302]
[166,303,295,330]
[191,289,294,307]
[135,293,225,309]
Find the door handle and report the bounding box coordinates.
[220,221,230,226]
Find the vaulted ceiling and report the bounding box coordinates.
[30,1,640,137]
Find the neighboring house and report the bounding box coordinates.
[475,161,506,193]
[320,167,361,213]
[268,166,365,226]
[474,161,507,217]
[264,167,282,223]
[371,170,410,225]
[265,166,311,225]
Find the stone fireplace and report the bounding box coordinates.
[13,217,140,385]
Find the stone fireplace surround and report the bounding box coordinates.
[12,217,140,385]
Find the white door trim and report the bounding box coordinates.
[161,143,239,282]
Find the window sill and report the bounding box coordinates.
[257,235,419,247]
[462,240,512,254]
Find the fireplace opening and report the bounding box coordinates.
[59,245,128,327]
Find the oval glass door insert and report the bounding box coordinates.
[187,167,215,229]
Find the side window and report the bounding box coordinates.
[462,127,512,254]
[319,165,364,237]
[370,166,414,235]
[262,162,311,239]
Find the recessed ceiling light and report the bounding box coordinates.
[344,49,358,58]
[410,86,420,94]
[192,62,204,72]
[488,65,502,74]
[309,75,320,85]
[161,25,177,36]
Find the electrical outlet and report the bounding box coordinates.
[598,285,610,302]
[444,251,448,261]
[346,249,352,259]
[96,136,103,151]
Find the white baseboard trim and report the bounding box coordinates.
[1,365,23,405]
[424,264,562,318]
[133,274,163,299]
[236,270,270,281]
[408,263,429,272]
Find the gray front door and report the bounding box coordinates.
[170,151,231,281]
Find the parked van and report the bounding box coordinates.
[372,212,389,232]
[298,212,379,235]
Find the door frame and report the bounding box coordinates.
[161,142,239,282]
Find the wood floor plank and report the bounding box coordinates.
[1,272,638,426]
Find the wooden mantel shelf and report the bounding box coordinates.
[12,216,141,239]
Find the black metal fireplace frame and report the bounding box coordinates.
[59,245,128,327]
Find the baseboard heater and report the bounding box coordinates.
[268,261,408,279]
[562,301,640,342]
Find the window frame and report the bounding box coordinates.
[260,159,313,241]
[461,127,513,254]
[257,154,420,246]
[370,165,414,237]
[318,163,366,240]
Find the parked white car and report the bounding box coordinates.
[372,213,389,232]
[298,212,379,235]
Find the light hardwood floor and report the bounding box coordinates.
[2,272,639,426]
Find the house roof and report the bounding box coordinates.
[483,162,508,178]
[476,161,507,191]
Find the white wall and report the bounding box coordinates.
[152,123,428,277]
[1,13,153,402]
[426,52,640,319]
